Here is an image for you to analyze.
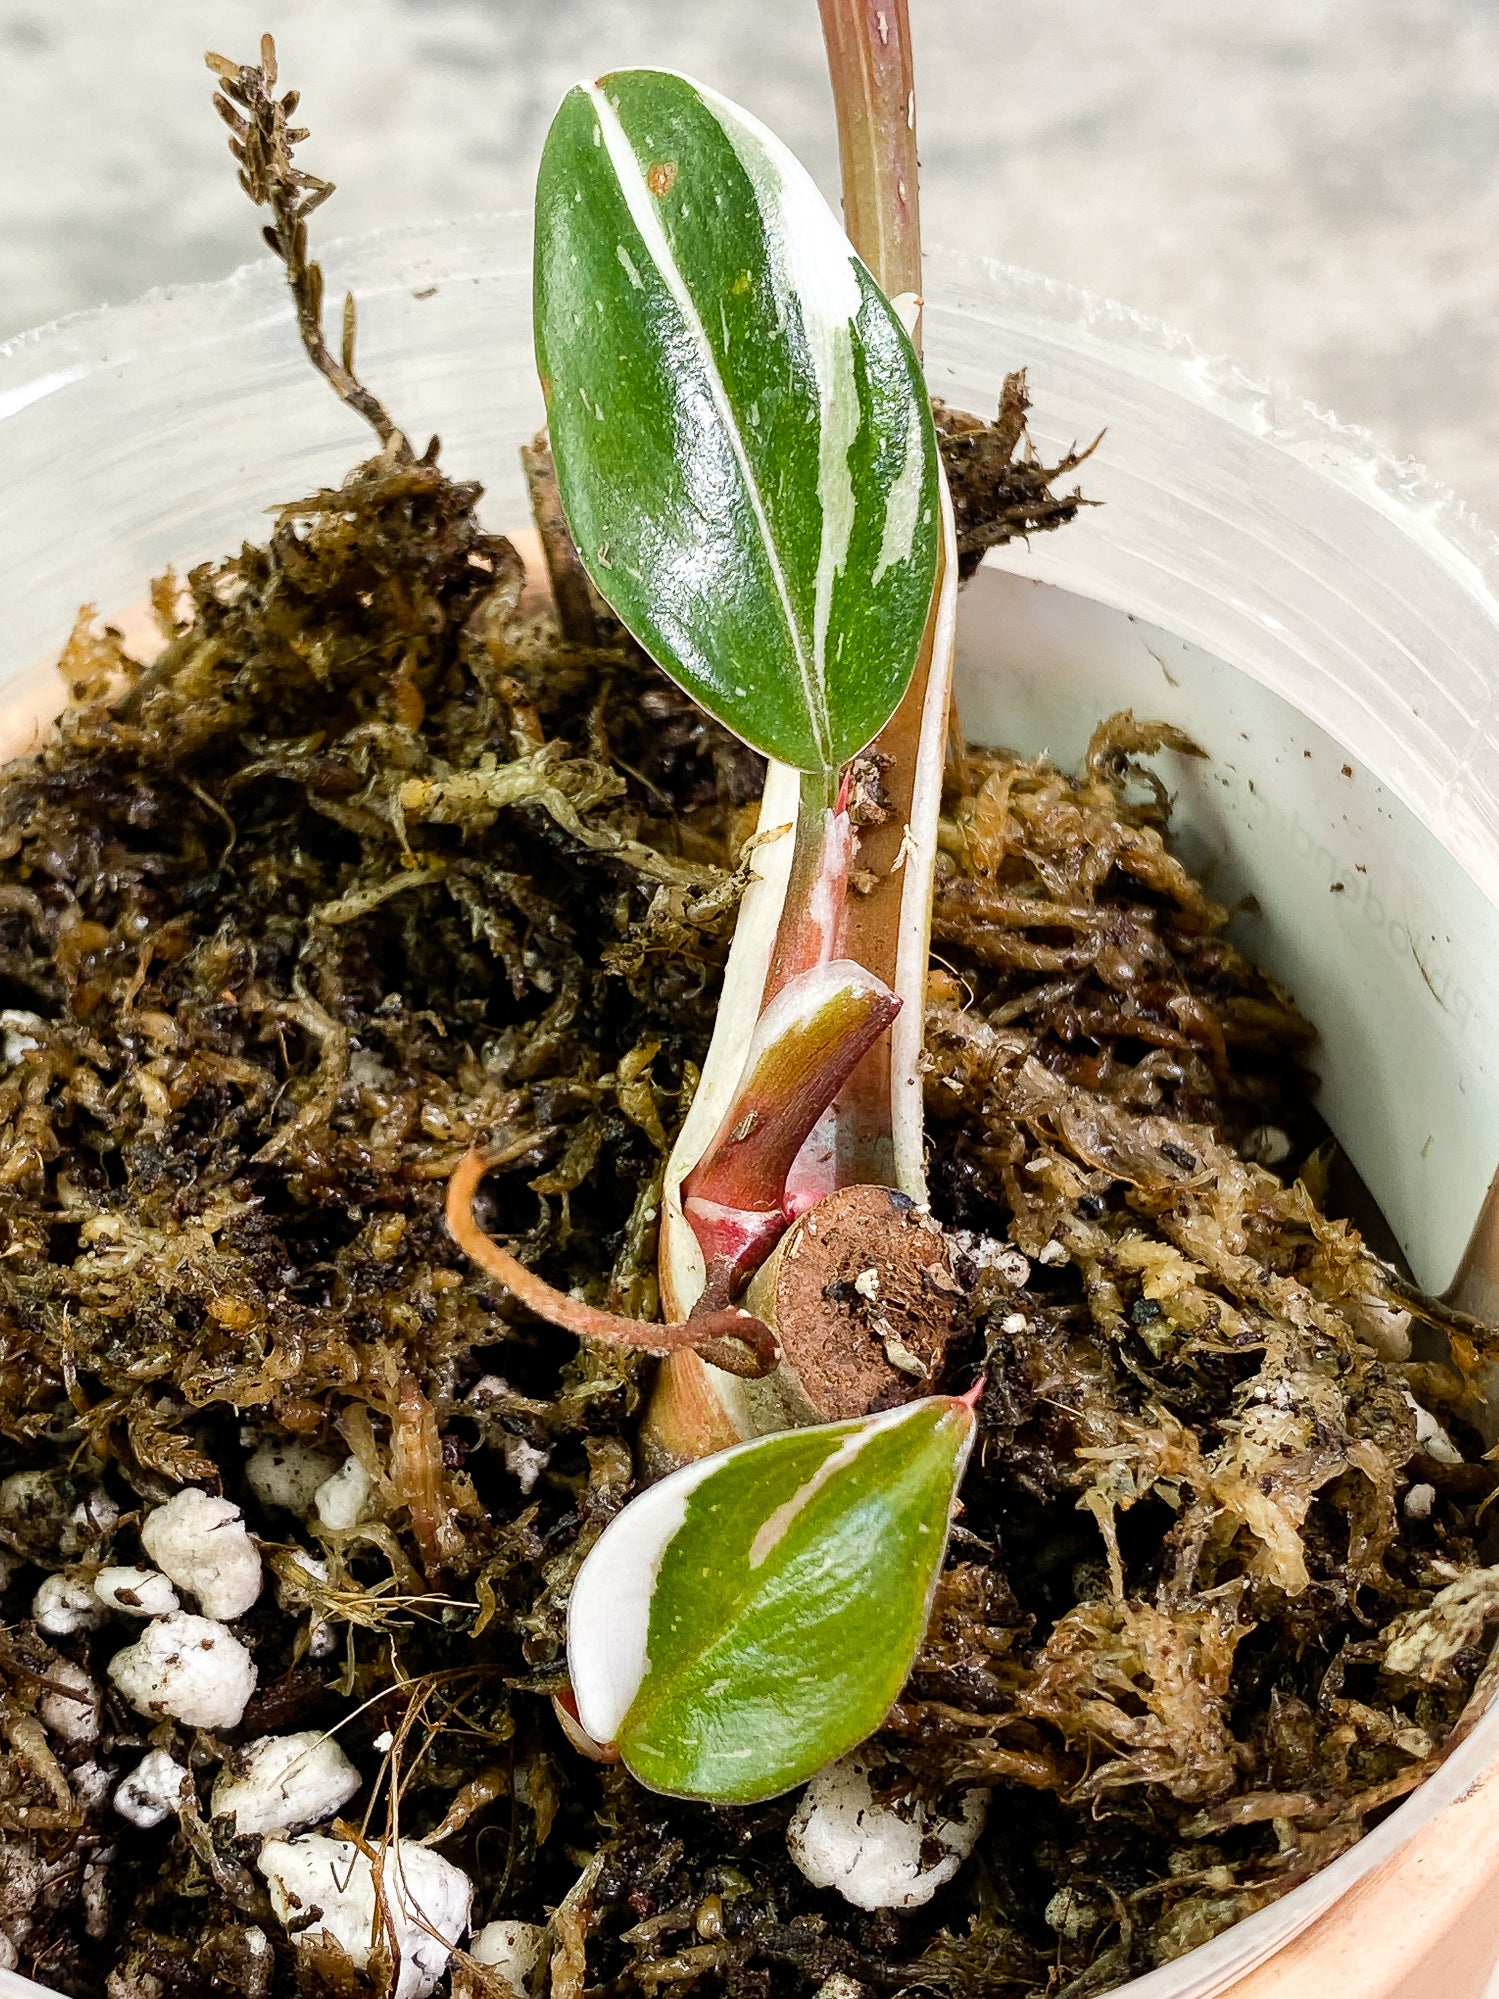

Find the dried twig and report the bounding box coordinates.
[521,432,602,646]
[206,34,399,446]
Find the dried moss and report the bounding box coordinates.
[904,724,1499,1982]
[4,445,1498,1996]
[0,431,766,1992]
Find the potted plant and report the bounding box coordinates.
[2,13,1499,1999]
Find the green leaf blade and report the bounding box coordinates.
[567,1395,975,1803]
[534,68,940,775]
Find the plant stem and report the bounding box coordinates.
[650,5,953,1440]
[819,0,956,1196]
[764,766,847,999]
[833,495,956,1193]
[676,764,869,1289]
[680,961,900,1293]
[446,1149,779,1377]
[817,0,923,309]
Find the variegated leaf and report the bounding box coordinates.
[566,1393,976,1802]
[534,67,940,775]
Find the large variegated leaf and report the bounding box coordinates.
[534,67,940,776]
[567,1394,976,1802]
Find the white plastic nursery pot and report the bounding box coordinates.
[4,215,1499,1999]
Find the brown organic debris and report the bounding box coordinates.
[207,37,398,446]
[744,1183,970,1421]
[9,489,1496,1991]
[5,437,1499,1998]
[935,374,1100,579]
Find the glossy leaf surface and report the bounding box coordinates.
[567,1394,975,1802]
[534,67,940,775]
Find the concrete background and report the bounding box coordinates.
[3,1,1499,520]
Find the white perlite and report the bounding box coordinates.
[787,1751,987,1910]
[312,1455,379,1533]
[260,1835,471,1999]
[1241,1125,1293,1169]
[212,1730,361,1837]
[72,1760,111,1812]
[108,1612,258,1729]
[0,1469,91,1559]
[949,1232,1030,1289]
[503,1436,550,1496]
[94,1566,180,1618]
[1401,1389,1465,1467]
[114,1750,191,1828]
[141,1488,263,1620]
[245,1439,339,1516]
[37,1658,100,1745]
[33,1571,103,1635]
[72,1488,121,1542]
[469,1918,546,1995]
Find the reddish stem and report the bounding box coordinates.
[446,1148,779,1377]
[817,0,923,309]
[681,962,900,1293]
[763,767,851,1001]
[817,0,946,1191]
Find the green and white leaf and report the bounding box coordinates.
[567,1394,976,1803]
[534,67,941,775]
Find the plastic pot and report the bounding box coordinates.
[2,214,1498,1999]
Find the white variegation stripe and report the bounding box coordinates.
[584,83,832,768]
[872,401,928,588]
[567,1447,723,1743]
[747,1413,891,1568]
[890,473,959,1200]
[701,83,868,771]
[570,1398,964,1742]
[659,759,800,1329]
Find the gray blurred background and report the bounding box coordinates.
[4,1,1499,519]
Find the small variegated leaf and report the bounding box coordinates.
[566,1393,976,1802]
[534,67,940,776]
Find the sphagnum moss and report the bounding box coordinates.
[2,41,1497,1999]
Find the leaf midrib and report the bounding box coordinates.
[585,79,834,772]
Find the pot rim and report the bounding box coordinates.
[4,207,1498,589]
